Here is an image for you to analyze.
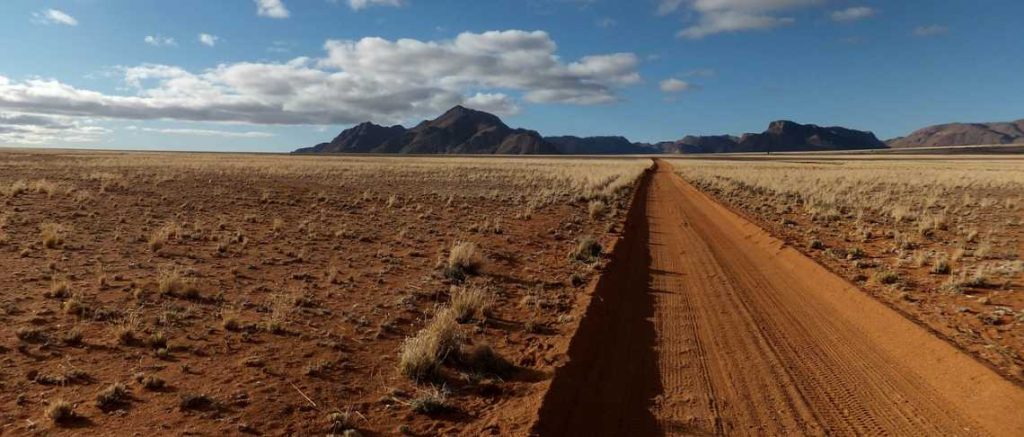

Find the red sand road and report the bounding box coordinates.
[533,159,1024,436]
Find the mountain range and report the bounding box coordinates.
[887,120,1024,148]
[294,106,1022,155]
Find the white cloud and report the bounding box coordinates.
[596,17,617,28]
[914,25,948,37]
[0,31,640,126]
[33,9,78,26]
[656,0,684,16]
[125,126,274,138]
[0,112,107,145]
[256,0,290,18]
[198,33,219,47]
[831,6,875,22]
[659,78,692,93]
[665,0,819,39]
[464,93,519,115]
[144,35,177,47]
[348,0,404,10]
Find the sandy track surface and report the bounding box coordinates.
[533,160,1024,436]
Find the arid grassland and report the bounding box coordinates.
[0,149,648,435]
[673,156,1024,382]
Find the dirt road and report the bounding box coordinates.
[533,160,1024,436]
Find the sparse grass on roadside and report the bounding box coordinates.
[570,236,602,263]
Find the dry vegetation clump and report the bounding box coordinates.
[570,236,603,263]
[449,286,491,323]
[445,241,483,280]
[157,267,199,299]
[399,308,463,381]
[673,156,1024,382]
[40,222,67,249]
[45,399,79,425]
[95,382,130,411]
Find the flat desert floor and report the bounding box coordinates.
[0,149,646,435]
[2,150,1023,436]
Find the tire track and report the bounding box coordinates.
[532,159,1024,436]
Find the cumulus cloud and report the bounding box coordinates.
[914,25,948,37]
[463,93,520,115]
[0,112,107,145]
[125,126,274,138]
[348,0,404,10]
[0,31,640,126]
[144,35,177,47]
[198,33,219,47]
[659,78,692,93]
[831,6,875,22]
[255,0,290,18]
[664,0,819,39]
[33,9,78,26]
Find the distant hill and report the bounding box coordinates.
[734,120,886,152]
[295,106,557,155]
[294,122,406,154]
[662,135,742,154]
[544,136,657,154]
[888,120,1024,148]
[655,121,885,153]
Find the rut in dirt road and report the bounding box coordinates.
[533,159,1024,436]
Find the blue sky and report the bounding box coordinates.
[0,0,1021,152]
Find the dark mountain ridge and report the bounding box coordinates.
[295,108,891,155]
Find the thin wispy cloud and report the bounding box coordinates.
[144,35,177,47]
[256,0,290,18]
[913,25,948,37]
[198,33,219,47]
[348,0,405,10]
[659,78,692,93]
[126,126,274,138]
[660,0,820,39]
[32,9,78,26]
[596,17,617,28]
[686,68,717,78]
[831,6,875,22]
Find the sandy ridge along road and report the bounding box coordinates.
[532,159,1024,436]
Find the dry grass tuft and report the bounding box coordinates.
[95,382,130,411]
[449,286,491,323]
[158,268,199,299]
[45,399,79,425]
[399,307,462,381]
[446,241,483,280]
[570,236,602,263]
[40,222,66,249]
